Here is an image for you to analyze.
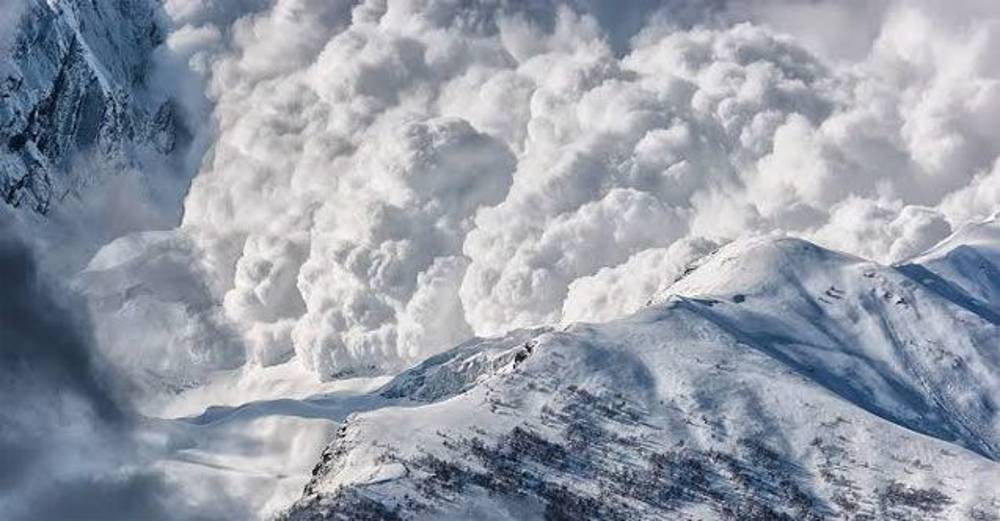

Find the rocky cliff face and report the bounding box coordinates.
[0,0,182,214]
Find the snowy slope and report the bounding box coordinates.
[1,0,182,213]
[281,221,1000,520]
[142,370,393,520]
[905,214,1000,317]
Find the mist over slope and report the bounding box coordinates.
[2,1,1000,520]
[0,0,208,274]
[284,218,1000,520]
[0,0,170,212]
[0,223,247,521]
[77,0,1000,387]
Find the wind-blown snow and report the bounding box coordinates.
[0,223,250,521]
[77,0,1000,382]
[89,0,1000,381]
[4,2,996,519]
[284,220,1000,519]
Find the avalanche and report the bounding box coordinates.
[279,218,1000,519]
[3,1,1000,520]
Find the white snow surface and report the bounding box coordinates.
[141,368,391,519]
[127,218,1000,520]
[283,224,1000,519]
[909,213,1000,312]
[7,1,999,518]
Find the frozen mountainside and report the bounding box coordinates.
[0,0,182,213]
[658,232,1000,459]
[905,215,1000,316]
[283,221,1000,520]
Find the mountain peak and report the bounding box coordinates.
[657,234,863,303]
[283,226,1000,520]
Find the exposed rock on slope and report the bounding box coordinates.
[0,0,182,213]
[284,219,1000,520]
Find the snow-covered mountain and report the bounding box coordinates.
[0,0,182,214]
[281,218,1000,520]
[3,2,999,519]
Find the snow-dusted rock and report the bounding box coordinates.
[283,225,1000,520]
[0,0,182,213]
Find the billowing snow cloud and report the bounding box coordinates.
[0,223,244,521]
[86,0,1000,383]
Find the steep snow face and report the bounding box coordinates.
[906,216,1000,314]
[283,230,1000,520]
[658,231,1000,458]
[0,0,184,214]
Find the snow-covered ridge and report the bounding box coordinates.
[657,229,999,458]
[283,219,1000,520]
[905,214,1000,316]
[5,1,1000,518]
[379,327,548,403]
[0,0,181,213]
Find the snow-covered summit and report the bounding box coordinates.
[283,230,1000,520]
[657,232,999,457]
[658,234,864,301]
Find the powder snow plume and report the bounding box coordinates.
[83,0,1000,386]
